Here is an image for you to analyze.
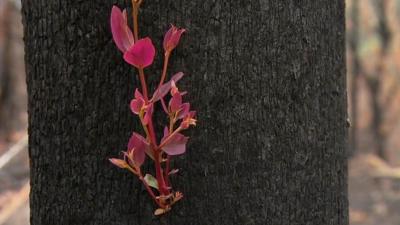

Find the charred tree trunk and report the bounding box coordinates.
[22,1,348,225]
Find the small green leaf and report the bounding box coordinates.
[144,174,159,190]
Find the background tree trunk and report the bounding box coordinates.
[0,0,26,141]
[22,1,348,225]
[348,0,360,157]
[368,0,391,161]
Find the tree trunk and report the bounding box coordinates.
[367,0,391,161]
[22,1,348,225]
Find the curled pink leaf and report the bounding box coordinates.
[124,37,156,68]
[127,132,149,166]
[163,24,186,53]
[130,89,145,115]
[111,6,134,53]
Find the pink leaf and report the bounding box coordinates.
[109,158,128,169]
[134,89,144,100]
[151,72,185,102]
[162,133,188,156]
[180,111,197,129]
[130,89,145,115]
[169,92,182,112]
[111,6,134,53]
[170,81,179,95]
[163,126,170,138]
[130,98,144,115]
[127,132,149,166]
[123,37,156,68]
[171,72,185,83]
[143,104,154,125]
[177,103,190,119]
[163,24,186,52]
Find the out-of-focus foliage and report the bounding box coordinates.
[347,0,400,224]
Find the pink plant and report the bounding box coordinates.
[163,25,186,53]
[110,6,134,53]
[124,38,156,68]
[109,3,196,216]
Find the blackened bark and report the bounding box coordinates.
[22,1,348,225]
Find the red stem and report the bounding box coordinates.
[139,176,165,208]
[131,0,171,203]
[138,69,169,195]
[127,167,163,208]
[154,150,169,195]
[158,127,182,150]
[139,69,149,102]
[132,1,139,41]
[157,52,171,89]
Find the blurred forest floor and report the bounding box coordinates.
[1,0,400,225]
[348,0,400,225]
[0,1,28,225]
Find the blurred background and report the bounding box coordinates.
[0,0,399,224]
[0,0,28,225]
[347,0,400,224]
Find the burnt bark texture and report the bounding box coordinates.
[22,1,348,225]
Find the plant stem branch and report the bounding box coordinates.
[158,127,183,150]
[138,69,149,101]
[157,52,171,89]
[127,166,163,208]
[131,0,171,205]
[139,176,164,208]
[132,1,139,41]
[138,70,168,195]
